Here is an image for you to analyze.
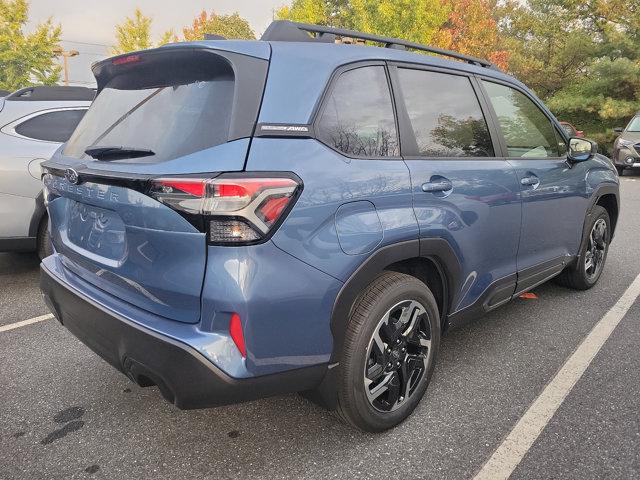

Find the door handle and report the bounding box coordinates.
[422,179,453,193]
[520,175,539,187]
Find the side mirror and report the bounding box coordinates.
[568,137,597,162]
[614,127,624,134]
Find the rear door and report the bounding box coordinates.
[480,80,586,291]
[391,65,522,313]
[43,46,269,323]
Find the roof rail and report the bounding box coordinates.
[6,86,96,102]
[204,33,226,40]
[261,20,495,69]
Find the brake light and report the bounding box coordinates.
[229,313,246,357]
[154,179,206,197]
[113,54,141,66]
[148,175,301,245]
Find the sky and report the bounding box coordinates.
[26,0,289,86]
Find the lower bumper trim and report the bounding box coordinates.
[40,264,328,409]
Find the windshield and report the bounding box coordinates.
[626,116,640,132]
[64,77,234,162]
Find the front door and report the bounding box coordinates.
[481,81,588,292]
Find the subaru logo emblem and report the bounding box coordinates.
[65,168,80,185]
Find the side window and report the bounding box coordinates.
[317,66,399,157]
[14,109,87,143]
[398,69,494,157]
[555,129,568,156]
[483,81,560,158]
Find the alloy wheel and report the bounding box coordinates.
[585,218,608,282]
[363,300,433,412]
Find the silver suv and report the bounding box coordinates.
[0,86,93,258]
[613,114,640,176]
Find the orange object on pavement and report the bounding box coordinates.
[519,292,538,299]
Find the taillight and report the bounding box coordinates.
[148,175,301,245]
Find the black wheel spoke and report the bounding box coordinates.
[400,354,423,400]
[405,314,430,347]
[384,372,401,408]
[380,321,402,344]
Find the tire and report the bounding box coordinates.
[615,166,624,176]
[555,205,610,290]
[37,215,53,260]
[334,271,440,432]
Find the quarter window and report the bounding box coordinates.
[15,109,86,142]
[317,66,399,157]
[398,69,494,157]
[483,81,560,158]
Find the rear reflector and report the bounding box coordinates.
[148,175,301,245]
[229,313,246,357]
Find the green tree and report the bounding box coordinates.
[112,8,175,54]
[349,0,449,45]
[158,29,178,46]
[0,0,61,91]
[182,10,255,41]
[498,0,640,150]
[277,0,505,64]
[277,0,351,27]
[498,1,598,99]
[278,0,448,44]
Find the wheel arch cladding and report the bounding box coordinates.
[329,239,459,364]
[385,257,447,329]
[596,193,618,236]
[309,240,457,410]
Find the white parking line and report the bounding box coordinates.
[474,272,640,480]
[0,313,54,333]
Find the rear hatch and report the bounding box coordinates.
[42,44,270,323]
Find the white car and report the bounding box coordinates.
[0,86,93,258]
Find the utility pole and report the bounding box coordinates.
[53,47,79,86]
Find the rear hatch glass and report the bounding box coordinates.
[64,50,238,163]
[45,46,268,323]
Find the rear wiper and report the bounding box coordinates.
[84,146,155,160]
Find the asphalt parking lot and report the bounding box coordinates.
[1,177,639,480]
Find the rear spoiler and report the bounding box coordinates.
[91,43,270,91]
[89,46,269,143]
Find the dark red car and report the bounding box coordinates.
[560,121,585,138]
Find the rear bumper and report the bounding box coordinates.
[40,263,328,409]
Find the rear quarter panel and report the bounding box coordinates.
[245,138,418,281]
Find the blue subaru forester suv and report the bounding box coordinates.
[40,21,619,432]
